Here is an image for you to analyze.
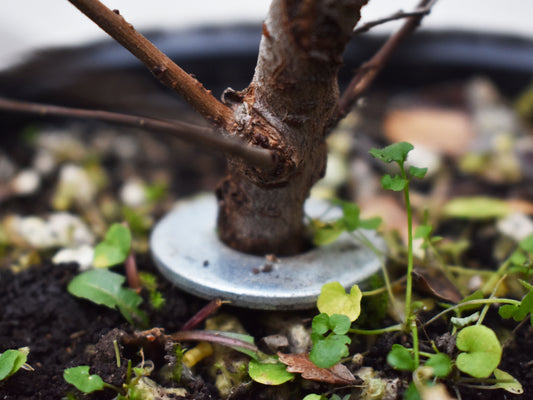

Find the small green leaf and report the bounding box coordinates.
[358,217,382,230]
[443,197,510,219]
[317,282,362,322]
[309,333,351,369]
[414,225,433,240]
[492,369,524,394]
[403,381,422,400]
[208,331,259,360]
[408,166,428,179]
[498,304,518,319]
[380,174,407,191]
[498,290,533,322]
[519,233,533,254]
[387,344,415,371]
[303,395,325,400]
[248,359,294,385]
[456,325,502,378]
[369,142,414,164]
[0,348,29,381]
[63,366,105,393]
[93,223,132,268]
[312,220,344,246]
[312,313,330,335]
[329,314,351,335]
[425,353,452,378]
[68,269,148,326]
[340,201,360,231]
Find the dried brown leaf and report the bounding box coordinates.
[413,267,462,303]
[277,352,357,385]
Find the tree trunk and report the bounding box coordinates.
[216,0,368,255]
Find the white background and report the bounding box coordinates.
[0,0,531,70]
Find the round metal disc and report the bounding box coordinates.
[151,194,385,309]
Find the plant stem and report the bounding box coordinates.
[67,0,234,129]
[477,274,507,325]
[337,0,438,120]
[0,97,275,170]
[410,317,420,368]
[424,298,520,326]
[350,323,403,335]
[402,165,414,323]
[353,231,400,316]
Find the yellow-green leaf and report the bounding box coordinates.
[317,282,362,322]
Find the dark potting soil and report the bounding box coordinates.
[0,261,215,400]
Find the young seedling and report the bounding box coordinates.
[68,268,148,326]
[64,359,186,399]
[0,347,31,382]
[369,141,427,369]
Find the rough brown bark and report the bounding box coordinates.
[216,0,368,255]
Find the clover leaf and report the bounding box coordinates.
[317,282,362,322]
[425,353,452,378]
[387,344,415,371]
[498,289,533,327]
[248,359,294,385]
[456,325,502,378]
[369,142,413,164]
[63,366,105,393]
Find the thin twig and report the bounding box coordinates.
[0,97,275,170]
[67,0,234,129]
[336,0,438,121]
[352,3,435,35]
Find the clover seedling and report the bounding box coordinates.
[68,268,148,326]
[308,282,363,368]
[93,223,132,268]
[498,287,533,326]
[310,313,352,368]
[0,347,30,381]
[455,325,502,378]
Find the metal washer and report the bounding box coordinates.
[151,194,385,309]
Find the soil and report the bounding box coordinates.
[1,34,533,400]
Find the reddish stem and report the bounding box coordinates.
[181,299,225,331]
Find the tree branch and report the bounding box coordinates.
[336,0,438,121]
[67,0,234,129]
[352,3,435,35]
[0,97,275,170]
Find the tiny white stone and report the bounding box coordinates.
[9,213,95,249]
[11,169,40,195]
[120,179,147,207]
[497,213,533,242]
[468,275,483,292]
[33,149,56,175]
[52,245,95,270]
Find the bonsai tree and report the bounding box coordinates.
[0,0,435,256]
